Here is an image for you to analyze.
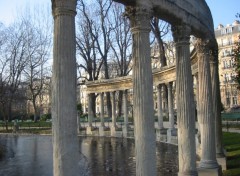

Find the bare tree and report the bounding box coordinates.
[151,18,172,116]
[77,0,114,118]
[151,18,170,66]
[22,19,51,122]
[76,0,105,116]
[110,4,132,117]
[0,21,28,127]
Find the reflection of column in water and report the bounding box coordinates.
[79,137,90,175]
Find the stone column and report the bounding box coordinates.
[157,84,164,129]
[100,92,105,127]
[194,73,201,156]
[127,6,156,176]
[51,0,79,175]
[99,92,105,136]
[87,94,93,127]
[77,111,81,133]
[196,39,220,171]
[111,91,117,136]
[123,89,129,137]
[210,47,225,164]
[86,93,94,135]
[167,81,177,143]
[172,24,197,176]
[167,82,174,129]
[156,84,167,142]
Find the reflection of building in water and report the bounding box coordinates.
[215,21,240,109]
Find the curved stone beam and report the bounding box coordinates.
[114,0,215,39]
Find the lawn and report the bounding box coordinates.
[223,132,240,176]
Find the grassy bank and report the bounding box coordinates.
[223,132,240,176]
[0,121,52,134]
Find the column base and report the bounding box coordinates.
[111,126,117,137]
[198,166,222,176]
[217,157,226,171]
[86,126,93,135]
[195,133,201,157]
[167,128,177,144]
[122,126,129,138]
[156,128,167,142]
[178,171,198,176]
[98,126,105,137]
[198,160,219,169]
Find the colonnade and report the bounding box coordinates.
[51,0,223,175]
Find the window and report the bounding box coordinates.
[233,97,238,105]
[228,37,233,45]
[226,27,233,34]
[221,29,226,35]
[226,97,230,106]
[223,60,227,68]
[222,38,228,46]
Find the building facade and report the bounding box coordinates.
[215,20,240,109]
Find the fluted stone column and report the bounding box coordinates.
[87,94,93,127]
[156,84,167,142]
[127,6,156,176]
[99,92,105,136]
[167,81,177,143]
[111,91,117,136]
[210,47,225,159]
[167,82,174,129]
[123,89,129,137]
[51,0,79,175]
[172,24,197,176]
[196,39,219,170]
[157,84,164,129]
[100,92,105,127]
[195,73,201,156]
[77,111,81,133]
[86,93,94,135]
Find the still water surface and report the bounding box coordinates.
[0,135,178,176]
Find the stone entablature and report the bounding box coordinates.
[115,0,214,39]
[85,50,198,93]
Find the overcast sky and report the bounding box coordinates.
[0,0,239,28]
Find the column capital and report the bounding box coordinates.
[52,0,77,18]
[125,6,152,33]
[209,47,219,63]
[172,24,191,45]
[166,81,173,87]
[195,38,211,55]
[157,84,162,90]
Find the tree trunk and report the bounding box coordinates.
[89,93,96,117]
[117,90,123,117]
[162,84,168,118]
[106,92,112,118]
[32,99,38,122]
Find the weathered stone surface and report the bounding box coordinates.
[100,92,105,127]
[128,6,157,176]
[114,0,214,39]
[52,0,79,176]
[209,47,225,158]
[157,84,164,129]
[172,24,197,176]
[196,39,219,170]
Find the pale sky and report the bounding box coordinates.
[0,0,239,28]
